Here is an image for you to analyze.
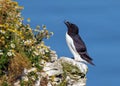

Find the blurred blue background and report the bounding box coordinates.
[18,0,120,86]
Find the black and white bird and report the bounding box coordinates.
[65,21,94,65]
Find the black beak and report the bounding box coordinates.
[64,20,71,27]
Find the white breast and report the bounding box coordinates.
[65,32,85,62]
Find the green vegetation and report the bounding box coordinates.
[0,0,53,85]
[0,0,86,86]
[62,62,85,79]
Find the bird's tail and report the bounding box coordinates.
[81,54,95,66]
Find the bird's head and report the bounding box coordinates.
[64,21,79,34]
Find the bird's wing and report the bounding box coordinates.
[72,35,93,61]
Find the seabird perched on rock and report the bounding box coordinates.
[65,21,94,65]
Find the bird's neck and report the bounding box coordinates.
[67,32,76,36]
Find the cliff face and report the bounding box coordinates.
[0,0,88,86]
[14,55,88,86]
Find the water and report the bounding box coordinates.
[18,0,120,86]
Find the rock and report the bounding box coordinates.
[66,76,86,86]
[14,57,88,86]
[50,50,58,62]
[43,57,88,86]
[59,57,88,74]
[43,62,63,76]
[59,57,87,86]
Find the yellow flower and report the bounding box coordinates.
[5,45,8,48]
[51,76,55,81]
[45,48,49,53]
[36,45,41,49]
[1,36,5,40]
[0,39,5,45]
[13,1,18,6]
[17,31,22,35]
[0,24,4,27]
[21,36,24,39]
[4,23,9,28]
[7,29,23,39]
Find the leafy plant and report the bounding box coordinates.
[0,0,53,85]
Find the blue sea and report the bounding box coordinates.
[18,0,120,86]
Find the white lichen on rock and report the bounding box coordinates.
[43,62,63,76]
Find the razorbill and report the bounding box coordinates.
[64,21,94,65]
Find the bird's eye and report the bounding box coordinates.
[70,24,74,28]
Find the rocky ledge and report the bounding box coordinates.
[14,55,88,86]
